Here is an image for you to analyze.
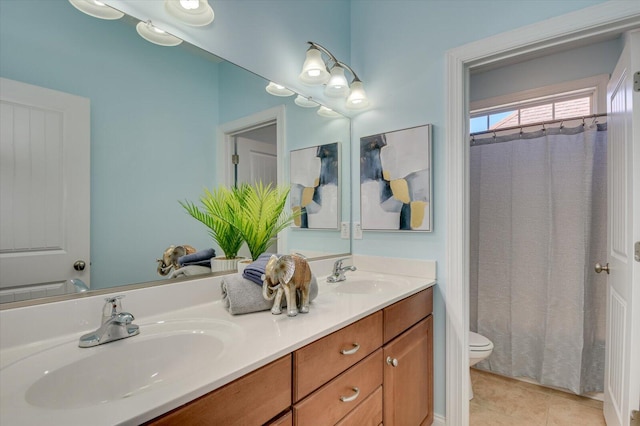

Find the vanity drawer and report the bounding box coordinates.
[335,385,382,426]
[293,311,383,401]
[383,287,433,344]
[147,355,291,426]
[293,349,382,426]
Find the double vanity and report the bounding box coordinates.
[0,256,435,425]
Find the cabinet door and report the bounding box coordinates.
[147,355,291,426]
[383,316,433,426]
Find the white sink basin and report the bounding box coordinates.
[330,272,408,294]
[1,319,243,410]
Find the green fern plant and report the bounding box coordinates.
[179,187,244,259]
[231,182,300,261]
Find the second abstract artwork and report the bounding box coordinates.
[360,125,432,231]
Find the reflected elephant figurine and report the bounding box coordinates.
[156,245,196,276]
[262,254,312,316]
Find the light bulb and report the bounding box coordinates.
[180,0,199,10]
[324,65,349,98]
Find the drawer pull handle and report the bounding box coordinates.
[340,387,360,402]
[340,343,360,355]
[386,356,399,367]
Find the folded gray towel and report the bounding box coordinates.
[242,253,278,285]
[179,248,216,267]
[221,273,318,315]
[169,265,211,279]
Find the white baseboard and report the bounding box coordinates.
[432,414,446,426]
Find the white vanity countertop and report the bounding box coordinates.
[0,256,436,426]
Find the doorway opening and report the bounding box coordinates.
[444,5,640,425]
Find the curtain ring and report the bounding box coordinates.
[582,117,586,127]
[542,123,546,134]
[492,131,497,140]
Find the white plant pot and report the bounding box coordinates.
[210,256,243,273]
[236,259,252,274]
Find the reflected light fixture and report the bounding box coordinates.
[68,0,124,20]
[294,95,318,108]
[298,41,370,110]
[165,0,214,27]
[265,82,294,97]
[136,20,183,47]
[317,106,341,118]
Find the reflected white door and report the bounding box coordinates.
[0,78,90,292]
[603,31,640,426]
[235,135,277,187]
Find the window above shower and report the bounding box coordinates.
[470,74,608,133]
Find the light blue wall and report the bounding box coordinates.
[218,62,351,254]
[0,0,218,289]
[471,37,623,103]
[349,0,608,416]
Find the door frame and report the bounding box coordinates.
[216,105,286,250]
[444,3,640,424]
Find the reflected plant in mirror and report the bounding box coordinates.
[0,0,351,306]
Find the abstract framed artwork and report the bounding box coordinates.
[290,142,340,229]
[360,124,432,232]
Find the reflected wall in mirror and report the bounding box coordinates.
[0,0,350,305]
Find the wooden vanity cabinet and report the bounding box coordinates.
[147,286,433,426]
[146,355,291,426]
[383,288,434,426]
[383,316,433,426]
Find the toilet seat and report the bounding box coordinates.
[469,331,493,352]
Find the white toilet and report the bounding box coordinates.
[469,331,494,399]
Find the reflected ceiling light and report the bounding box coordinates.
[165,0,214,27]
[265,82,294,97]
[68,0,124,20]
[294,95,318,108]
[317,106,341,118]
[136,20,183,47]
[298,41,369,111]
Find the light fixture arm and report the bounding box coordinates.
[306,41,362,82]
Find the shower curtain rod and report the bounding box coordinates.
[469,112,607,138]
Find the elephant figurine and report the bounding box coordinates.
[156,245,196,276]
[262,254,312,316]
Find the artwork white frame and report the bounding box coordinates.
[289,142,341,230]
[360,124,432,232]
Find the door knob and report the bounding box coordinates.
[594,262,609,274]
[386,356,399,367]
[73,260,86,271]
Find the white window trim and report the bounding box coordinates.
[470,74,609,116]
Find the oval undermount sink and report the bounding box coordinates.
[330,273,407,294]
[2,319,243,410]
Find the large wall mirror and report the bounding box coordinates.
[0,0,351,306]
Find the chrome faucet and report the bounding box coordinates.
[327,258,357,283]
[79,296,139,348]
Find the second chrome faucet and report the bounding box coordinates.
[79,296,139,348]
[327,258,357,283]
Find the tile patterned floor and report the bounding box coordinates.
[470,368,605,426]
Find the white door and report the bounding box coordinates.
[0,78,90,294]
[235,133,277,187]
[603,30,640,426]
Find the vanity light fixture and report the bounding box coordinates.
[68,0,124,20]
[299,41,370,110]
[294,95,319,108]
[165,0,214,27]
[265,82,295,97]
[136,20,183,47]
